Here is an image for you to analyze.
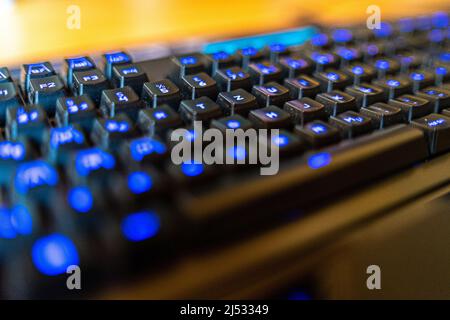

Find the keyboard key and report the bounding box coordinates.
[55,95,97,130]
[181,72,218,100]
[278,56,313,78]
[68,147,116,185]
[334,47,362,65]
[332,28,353,44]
[210,115,253,133]
[91,114,136,150]
[345,83,385,108]
[0,139,32,184]
[373,58,400,78]
[216,89,258,116]
[360,102,404,129]
[214,67,252,92]
[137,105,182,135]
[415,87,450,113]
[252,82,290,107]
[409,70,434,92]
[433,65,450,85]
[267,43,290,63]
[236,47,264,70]
[342,63,376,85]
[314,70,351,92]
[63,56,96,89]
[329,111,373,138]
[120,136,168,166]
[205,51,235,75]
[112,64,149,96]
[171,53,205,78]
[389,94,432,121]
[5,105,48,142]
[168,161,212,185]
[316,90,357,116]
[73,69,110,105]
[248,106,292,129]
[141,79,181,110]
[283,98,327,126]
[0,82,21,124]
[372,77,412,100]
[100,86,143,120]
[102,51,132,79]
[265,130,305,157]
[28,75,66,115]
[410,114,450,155]
[179,96,222,123]
[21,62,55,93]
[44,125,87,164]
[308,51,339,71]
[283,75,321,99]
[248,61,283,85]
[0,67,12,83]
[294,120,341,148]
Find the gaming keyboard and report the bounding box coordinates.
[1,12,450,299]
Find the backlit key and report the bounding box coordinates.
[214,67,252,92]
[63,56,95,89]
[411,114,450,155]
[5,105,48,142]
[21,62,55,93]
[283,98,327,126]
[360,102,404,129]
[294,120,341,148]
[102,51,132,79]
[28,75,66,115]
[55,95,97,130]
[182,72,218,100]
[329,111,373,138]
[316,90,357,116]
[112,64,149,96]
[248,105,292,129]
[345,83,385,108]
[252,82,290,107]
[141,79,181,110]
[100,86,143,120]
[248,61,283,85]
[415,87,450,113]
[73,68,110,104]
[91,114,136,150]
[389,94,432,122]
[216,88,258,116]
[0,82,21,124]
[283,75,321,99]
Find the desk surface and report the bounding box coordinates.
[0,0,448,66]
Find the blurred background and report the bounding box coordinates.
[0,0,449,66]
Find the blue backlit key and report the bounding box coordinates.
[248,61,283,85]
[252,82,290,107]
[112,63,149,96]
[283,75,321,99]
[0,139,31,184]
[171,53,206,78]
[5,105,48,142]
[91,114,136,151]
[63,56,96,89]
[55,95,97,130]
[205,51,235,75]
[308,51,339,72]
[331,28,353,44]
[313,70,351,92]
[100,86,143,120]
[389,94,432,122]
[433,65,450,85]
[20,62,55,94]
[266,130,305,157]
[373,58,400,78]
[360,102,404,129]
[141,79,181,110]
[179,96,222,123]
[68,147,116,185]
[137,105,182,136]
[168,160,211,185]
[216,88,258,116]
[345,83,385,108]
[411,114,450,155]
[210,114,253,133]
[334,47,362,65]
[372,77,412,100]
[283,97,327,126]
[181,72,218,100]
[279,56,313,78]
[316,90,357,116]
[44,125,87,164]
[0,67,12,83]
[415,87,450,113]
[73,68,110,104]
[102,51,132,79]
[294,120,341,148]
[343,63,376,85]
[267,43,290,63]
[120,136,168,166]
[214,67,252,92]
[0,82,21,124]
[236,47,264,70]
[329,111,373,138]
[248,105,292,129]
[28,75,66,115]
[408,70,435,92]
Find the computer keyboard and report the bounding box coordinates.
[1,12,450,299]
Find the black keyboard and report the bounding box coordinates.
[1,12,450,299]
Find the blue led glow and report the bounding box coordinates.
[105,120,129,132]
[49,126,84,149]
[386,79,401,87]
[16,107,39,124]
[284,58,306,69]
[332,29,353,43]
[181,162,204,177]
[326,72,340,81]
[428,29,445,42]
[410,72,425,81]
[343,115,364,123]
[336,47,357,60]
[366,44,379,56]
[311,52,333,65]
[14,161,58,195]
[66,99,89,114]
[427,118,446,127]
[130,138,166,161]
[308,152,332,169]
[375,60,390,70]
[0,141,25,161]
[436,66,448,75]
[288,291,311,301]
[10,205,33,235]
[121,67,139,75]
[255,63,278,74]
[32,234,80,276]
[398,18,415,33]
[269,43,286,52]
[272,134,289,147]
[311,33,328,47]
[225,69,246,80]
[185,130,196,142]
[241,47,258,56]
[121,211,160,242]
[439,52,450,62]
[226,120,241,129]
[105,52,130,64]
[180,56,197,65]
[265,111,279,119]
[356,86,373,93]
[68,186,93,213]
[75,148,115,176]
[68,57,93,69]
[373,22,392,38]
[127,171,153,194]
[432,11,449,28]
[297,78,310,86]
[212,51,230,60]
[310,123,327,134]
[228,146,246,161]
[27,63,51,75]
[0,208,16,239]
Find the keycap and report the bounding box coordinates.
[308,51,339,71]
[372,77,412,100]
[252,82,290,107]
[0,82,21,124]
[5,105,48,142]
[73,68,110,105]
[168,161,212,185]
[28,75,66,115]
[248,105,292,129]
[214,67,252,92]
[408,70,435,92]
[21,62,55,94]
[433,65,450,85]
[91,114,137,150]
[283,98,327,126]
[389,94,432,121]
[68,147,116,185]
[63,56,96,89]
[120,136,168,166]
[316,90,357,116]
[410,114,450,155]
[100,86,143,120]
[345,83,385,108]
[283,75,321,99]
[236,47,264,70]
[179,96,222,123]
[171,53,205,78]
[265,130,305,157]
[309,33,331,49]
[360,102,404,129]
[248,61,283,85]
[332,28,353,44]
[205,52,235,75]
[342,63,376,85]
[141,79,181,110]
[415,87,450,113]
[180,125,428,220]
[278,56,313,78]
[181,72,218,100]
[137,105,182,135]
[0,67,12,83]
[373,58,400,78]
[267,43,290,63]
[294,120,341,148]
[102,51,132,79]
[44,125,87,164]
[210,115,253,133]
[329,111,373,138]
[112,64,149,95]
[0,139,32,184]
[396,52,423,72]
[55,95,97,130]
[359,43,383,60]
[314,70,352,92]
[334,47,362,65]
[216,89,258,116]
